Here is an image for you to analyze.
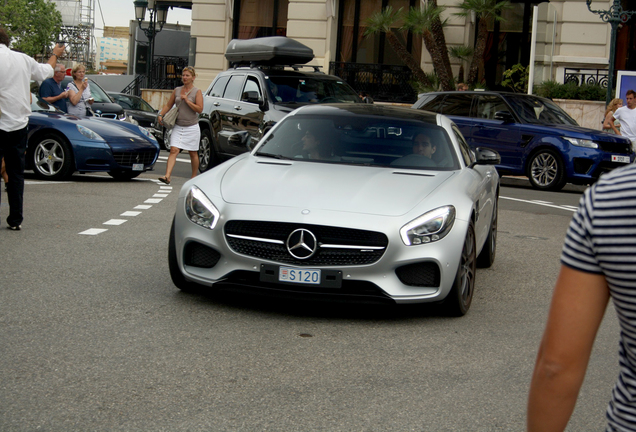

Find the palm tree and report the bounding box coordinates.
[449,45,474,84]
[364,6,431,87]
[456,0,510,85]
[403,6,454,91]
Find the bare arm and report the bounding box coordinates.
[47,43,65,69]
[603,111,620,135]
[527,265,610,432]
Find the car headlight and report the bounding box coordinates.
[185,185,220,230]
[137,125,156,141]
[76,124,104,141]
[563,137,598,149]
[400,206,455,246]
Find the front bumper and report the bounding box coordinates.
[172,200,469,304]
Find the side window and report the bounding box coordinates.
[208,75,230,97]
[222,75,245,101]
[442,94,473,117]
[475,95,509,120]
[417,95,445,113]
[241,76,262,102]
[452,125,474,166]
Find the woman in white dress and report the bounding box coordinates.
[66,64,94,116]
[157,66,203,184]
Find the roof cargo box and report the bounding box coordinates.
[225,37,314,65]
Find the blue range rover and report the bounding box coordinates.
[413,91,634,190]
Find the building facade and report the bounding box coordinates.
[176,0,634,101]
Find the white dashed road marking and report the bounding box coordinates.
[78,180,173,235]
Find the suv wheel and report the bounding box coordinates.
[198,129,218,172]
[527,149,566,191]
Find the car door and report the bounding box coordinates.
[216,74,247,155]
[227,74,266,154]
[469,94,522,171]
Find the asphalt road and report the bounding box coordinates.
[0,158,619,431]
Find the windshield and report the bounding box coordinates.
[30,93,61,113]
[110,94,155,113]
[506,95,578,125]
[267,76,361,104]
[255,114,459,170]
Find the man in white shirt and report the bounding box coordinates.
[0,27,65,230]
[611,89,636,152]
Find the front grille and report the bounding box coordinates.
[99,113,119,119]
[184,241,221,268]
[113,150,156,167]
[598,141,632,154]
[395,262,441,287]
[224,220,388,266]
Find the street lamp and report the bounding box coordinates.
[134,0,168,87]
[586,0,636,105]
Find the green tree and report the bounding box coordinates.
[403,6,454,91]
[0,0,62,57]
[455,0,510,85]
[364,6,431,87]
[448,45,473,84]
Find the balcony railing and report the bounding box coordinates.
[329,62,417,104]
[563,68,609,87]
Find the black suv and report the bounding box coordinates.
[197,37,362,171]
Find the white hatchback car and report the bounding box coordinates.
[169,104,500,316]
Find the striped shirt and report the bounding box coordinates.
[562,163,636,432]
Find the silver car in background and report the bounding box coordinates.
[169,104,500,316]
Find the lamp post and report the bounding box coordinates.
[134,0,168,88]
[586,0,636,105]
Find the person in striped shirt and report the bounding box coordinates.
[528,163,636,431]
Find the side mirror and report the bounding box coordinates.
[472,147,501,166]
[228,131,252,149]
[494,111,514,123]
[242,91,262,105]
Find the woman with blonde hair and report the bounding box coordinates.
[603,97,622,134]
[157,66,203,184]
[66,64,94,116]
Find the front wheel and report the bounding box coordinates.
[162,128,172,151]
[444,220,477,317]
[527,149,566,191]
[31,133,75,180]
[169,218,204,293]
[477,196,498,268]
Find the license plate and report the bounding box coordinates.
[132,163,144,171]
[279,267,321,285]
[612,155,630,163]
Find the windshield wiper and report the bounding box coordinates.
[255,152,293,160]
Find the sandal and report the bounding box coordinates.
[158,177,171,185]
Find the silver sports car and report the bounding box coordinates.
[169,104,500,316]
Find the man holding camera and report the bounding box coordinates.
[0,27,65,230]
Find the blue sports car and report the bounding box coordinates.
[26,93,160,181]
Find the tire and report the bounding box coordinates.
[198,129,218,173]
[162,127,173,151]
[444,220,477,317]
[527,149,566,191]
[477,196,498,268]
[108,170,141,180]
[169,217,203,293]
[31,133,75,180]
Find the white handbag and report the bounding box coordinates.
[162,105,179,130]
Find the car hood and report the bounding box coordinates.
[219,156,454,216]
[525,123,632,142]
[29,111,155,144]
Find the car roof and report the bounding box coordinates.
[292,103,439,123]
[220,66,343,80]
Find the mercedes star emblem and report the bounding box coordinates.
[286,228,318,260]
